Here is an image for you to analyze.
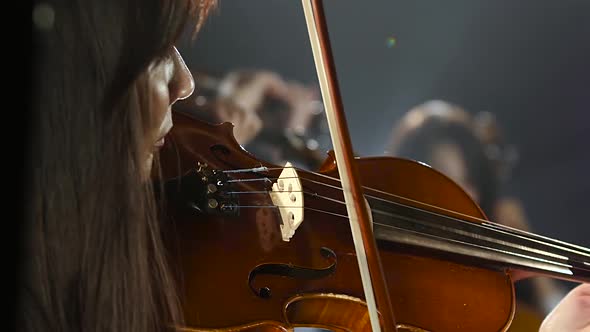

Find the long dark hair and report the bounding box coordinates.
[387,100,498,216]
[23,0,216,331]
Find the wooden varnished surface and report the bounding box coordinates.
[159,112,516,332]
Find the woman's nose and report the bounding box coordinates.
[169,47,195,104]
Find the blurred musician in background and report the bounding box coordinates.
[386,100,567,330]
[173,69,331,170]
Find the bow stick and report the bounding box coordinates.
[301,1,398,331]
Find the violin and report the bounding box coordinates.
[157,1,589,331]
[158,111,589,332]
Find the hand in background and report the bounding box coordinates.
[215,70,319,146]
[540,283,590,332]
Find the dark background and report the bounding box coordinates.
[178,0,590,251]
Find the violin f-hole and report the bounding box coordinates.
[248,247,337,299]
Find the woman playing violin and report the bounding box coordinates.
[23,0,586,331]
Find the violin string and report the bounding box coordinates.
[224,172,590,260]
[365,201,589,266]
[232,199,589,269]
[242,169,508,230]
[235,205,349,219]
[232,204,589,276]
[226,190,584,257]
[252,166,590,256]
[210,154,590,270]
[481,221,590,254]
[226,177,276,183]
[222,166,286,174]
[220,167,590,259]
[374,220,575,269]
[354,188,590,260]
[222,166,580,251]
[299,172,590,255]
[372,221,585,277]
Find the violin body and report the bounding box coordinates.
[159,112,522,332]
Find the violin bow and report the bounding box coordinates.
[301,1,397,331]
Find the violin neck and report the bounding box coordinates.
[369,196,590,283]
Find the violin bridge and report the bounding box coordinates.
[269,162,304,241]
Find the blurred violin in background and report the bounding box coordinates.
[173,69,332,170]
